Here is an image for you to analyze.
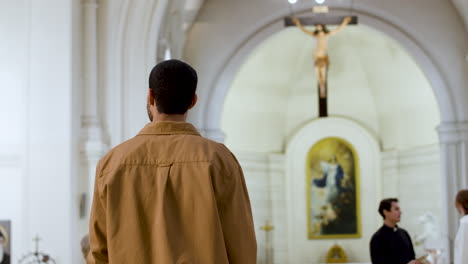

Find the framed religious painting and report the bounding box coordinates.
[306,137,361,239]
[0,220,11,264]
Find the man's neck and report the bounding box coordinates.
[384,219,397,228]
[153,113,187,122]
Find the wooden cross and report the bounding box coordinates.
[285,14,358,117]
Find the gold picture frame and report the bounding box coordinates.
[306,137,361,239]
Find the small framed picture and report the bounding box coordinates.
[0,220,11,264]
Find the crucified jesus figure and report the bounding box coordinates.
[292,16,352,98]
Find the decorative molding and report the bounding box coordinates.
[438,121,468,143]
[81,0,105,147]
[81,0,109,222]
[381,150,399,170]
[267,153,285,172]
[398,145,440,168]
[229,151,285,173]
[234,152,269,172]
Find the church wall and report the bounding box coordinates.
[25,1,82,263]
[0,0,29,259]
[0,0,82,263]
[232,152,272,262]
[233,152,290,263]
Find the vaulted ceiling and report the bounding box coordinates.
[184,0,468,33]
[221,25,441,152]
[451,0,468,31]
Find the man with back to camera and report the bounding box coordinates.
[87,60,257,264]
[370,198,421,264]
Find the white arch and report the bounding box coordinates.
[202,5,456,138]
[102,0,170,146]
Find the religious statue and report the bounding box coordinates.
[292,16,352,98]
[414,213,445,264]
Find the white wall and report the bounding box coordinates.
[0,0,29,259]
[0,0,81,263]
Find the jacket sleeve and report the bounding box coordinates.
[87,162,109,264]
[217,158,257,264]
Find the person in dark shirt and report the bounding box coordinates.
[370,198,421,264]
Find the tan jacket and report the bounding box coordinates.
[88,122,257,264]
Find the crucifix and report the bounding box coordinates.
[285,10,358,117]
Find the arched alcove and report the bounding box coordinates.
[218,20,444,263]
[185,3,467,133]
[221,24,440,152]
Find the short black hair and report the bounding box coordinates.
[378,198,399,219]
[149,59,197,114]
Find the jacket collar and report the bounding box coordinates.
[137,121,201,136]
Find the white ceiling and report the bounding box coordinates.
[221,24,441,153]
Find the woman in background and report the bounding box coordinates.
[454,189,468,264]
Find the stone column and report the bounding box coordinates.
[81,0,107,218]
[438,121,468,261]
